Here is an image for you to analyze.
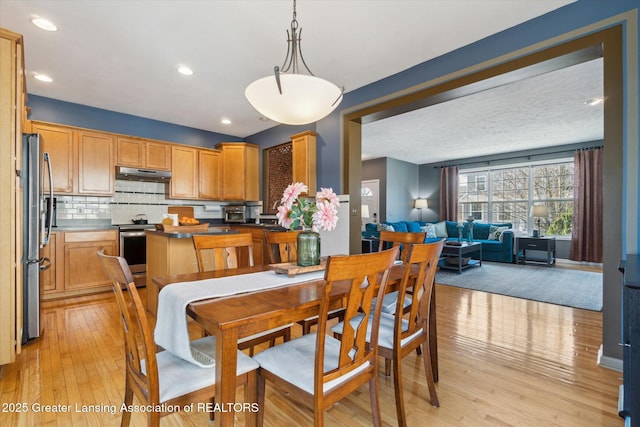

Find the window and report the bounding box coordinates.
[458,161,573,236]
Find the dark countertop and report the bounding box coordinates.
[145,228,239,239]
[52,225,118,232]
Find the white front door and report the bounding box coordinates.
[361,179,379,228]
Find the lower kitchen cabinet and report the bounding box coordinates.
[232,226,267,266]
[42,229,118,300]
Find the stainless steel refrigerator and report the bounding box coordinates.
[22,133,53,343]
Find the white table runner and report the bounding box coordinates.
[154,270,326,367]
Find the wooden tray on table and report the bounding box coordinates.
[268,258,327,277]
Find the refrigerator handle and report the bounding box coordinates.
[41,152,53,247]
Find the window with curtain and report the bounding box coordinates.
[458,160,574,236]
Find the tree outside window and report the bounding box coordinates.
[458,161,573,236]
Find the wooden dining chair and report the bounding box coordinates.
[192,233,292,355]
[264,230,345,335]
[193,232,255,271]
[333,240,444,427]
[253,247,400,427]
[376,230,427,315]
[97,250,259,427]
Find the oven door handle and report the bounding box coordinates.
[120,231,148,237]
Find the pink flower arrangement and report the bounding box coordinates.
[276,182,339,231]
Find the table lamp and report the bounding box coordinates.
[415,198,428,221]
[531,205,548,238]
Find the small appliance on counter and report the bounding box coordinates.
[223,204,248,223]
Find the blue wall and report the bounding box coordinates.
[27,94,242,148]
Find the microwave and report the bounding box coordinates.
[223,205,248,223]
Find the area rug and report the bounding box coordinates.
[435,262,602,311]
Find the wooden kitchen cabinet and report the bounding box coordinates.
[217,142,259,201]
[28,121,115,196]
[29,122,74,193]
[77,130,115,195]
[170,145,198,198]
[116,136,171,170]
[198,148,221,200]
[40,232,57,293]
[169,145,222,200]
[0,28,25,365]
[291,130,317,195]
[232,226,267,266]
[42,229,118,300]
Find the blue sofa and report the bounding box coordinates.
[363,220,515,263]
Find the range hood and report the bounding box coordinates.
[116,166,172,182]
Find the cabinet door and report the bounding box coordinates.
[77,130,115,195]
[170,145,198,199]
[40,233,57,293]
[146,141,171,170]
[30,123,74,193]
[116,137,144,167]
[64,231,117,291]
[199,149,221,200]
[219,143,259,201]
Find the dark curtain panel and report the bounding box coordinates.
[439,165,459,221]
[570,148,603,262]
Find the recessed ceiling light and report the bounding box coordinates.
[585,97,604,106]
[221,118,231,125]
[177,65,194,76]
[31,17,58,32]
[34,73,53,83]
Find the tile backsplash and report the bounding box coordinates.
[55,180,225,225]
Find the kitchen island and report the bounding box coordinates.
[145,227,236,314]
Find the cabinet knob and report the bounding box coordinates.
[618,342,632,348]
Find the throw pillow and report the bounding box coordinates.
[421,224,437,238]
[434,221,448,238]
[488,225,510,241]
[382,224,395,232]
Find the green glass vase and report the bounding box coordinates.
[297,227,321,266]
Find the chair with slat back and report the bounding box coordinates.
[192,233,292,355]
[96,249,258,427]
[375,230,427,316]
[264,230,345,335]
[253,247,400,427]
[332,240,444,427]
[192,232,254,271]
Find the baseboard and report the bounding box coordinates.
[597,344,623,371]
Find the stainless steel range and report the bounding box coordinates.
[118,223,155,279]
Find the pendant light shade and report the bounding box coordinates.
[245,74,343,125]
[244,0,343,125]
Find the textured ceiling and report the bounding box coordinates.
[362,58,603,165]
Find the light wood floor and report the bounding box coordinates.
[0,266,622,426]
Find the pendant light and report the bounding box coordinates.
[245,0,343,125]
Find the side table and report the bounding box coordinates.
[516,236,556,266]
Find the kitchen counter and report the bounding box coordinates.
[53,225,118,231]
[145,227,236,239]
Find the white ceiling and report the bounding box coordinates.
[0,0,583,163]
[362,58,603,164]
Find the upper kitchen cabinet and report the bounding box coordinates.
[76,130,115,195]
[198,148,221,200]
[217,142,259,201]
[116,136,171,171]
[28,121,115,196]
[291,131,317,196]
[169,145,222,200]
[29,122,74,193]
[170,145,198,199]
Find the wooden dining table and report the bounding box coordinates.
[153,263,438,427]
